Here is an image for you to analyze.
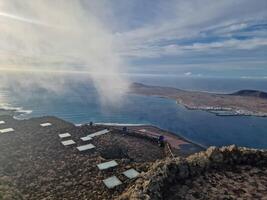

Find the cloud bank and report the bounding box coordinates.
[0,0,129,105]
[0,0,267,94]
[109,0,267,77]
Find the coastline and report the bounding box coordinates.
[95,122,206,151]
[130,82,267,118]
[177,101,267,117]
[0,113,203,199]
[1,113,266,199]
[94,122,148,127]
[0,105,205,151]
[0,105,32,119]
[0,108,204,154]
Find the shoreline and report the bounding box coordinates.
[0,109,204,153]
[95,122,207,150]
[93,122,148,127]
[0,106,205,150]
[178,101,267,117]
[130,82,267,118]
[1,112,266,199]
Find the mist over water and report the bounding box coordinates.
[1,72,267,149]
[0,0,129,105]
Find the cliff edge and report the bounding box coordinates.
[118,145,267,200]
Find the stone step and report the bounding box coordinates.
[40,123,52,127]
[59,133,71,139]
[103,176,122,189]
[97,160,118,170]
[0,128,14,134]
[77,144,95,152]
[61,140,76,146]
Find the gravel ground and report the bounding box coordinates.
[0,115,165,200]
[167,165,267,200]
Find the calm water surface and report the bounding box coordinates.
[1,74,267,148]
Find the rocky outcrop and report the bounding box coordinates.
[118,145,267,200]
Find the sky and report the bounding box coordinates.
[0,0,267,79]
[108,0,267,78]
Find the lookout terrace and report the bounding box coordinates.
[0,114,201,199]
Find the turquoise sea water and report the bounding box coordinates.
[1,74,267,149]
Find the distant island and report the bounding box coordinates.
[130,83,267,117]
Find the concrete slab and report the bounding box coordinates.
[103,176,122,189]
[0,121,5,125]
[80,135,92,142]
[122,169,140,179]
[97,160,118,170]
[77,144,95,152]
[88,129,110,138]
[0,128,14,134]
[59,133,71,139]
[40,123,52,127]
[61,140,76,146]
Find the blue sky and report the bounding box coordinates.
[103,0,267,78]
[0,0,267,78]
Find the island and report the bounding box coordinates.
[130,83,267,117]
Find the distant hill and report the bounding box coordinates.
[130,82,267,117]
[231,90,267,99]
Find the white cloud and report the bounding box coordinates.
[0,0,129,105]
[0,0,266,87]
[118,37,267,58]
[114,0,267,60]
[0,11,50,26]
[183,38,267,51]
[184,72,192,76]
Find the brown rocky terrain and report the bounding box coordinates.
[101,125,203,157]
[119,145,267,200]
[1,114,266,199]
[167,165,267,200]
[0,177,24,200]
[130,83,267,117]
[0,115,169,199]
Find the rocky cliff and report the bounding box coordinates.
[118,145,267,200]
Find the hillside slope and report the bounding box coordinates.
[130,83,267,117]
[119,145,267,200]
[231,90,267,99]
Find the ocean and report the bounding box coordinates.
[1,73,267,149]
